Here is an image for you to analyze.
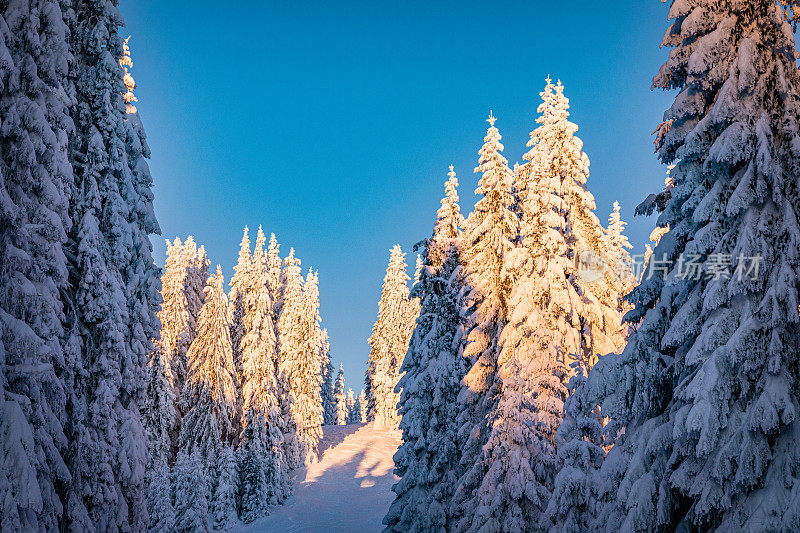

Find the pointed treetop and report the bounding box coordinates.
[253,225,267,264]
[487,110,496,128]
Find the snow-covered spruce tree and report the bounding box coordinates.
[267,233,283,320]
[384,164,467,532]
[0,1,72,529]
[366,245,415,430]
[141,345,178,470]
[296,269,325,460]
[349,389,363,423]
[179,266,238,469]
[359,390,368,422]
[544,360,605,532]
[62,6,160,529]
[601,201,635,340]
[238,407,291,523]
[211,444,238,530]
[450,113,518,529]
[237,225,290,520]
[230,226,252,382]
[334,365,348,425]
[319,328,337,425]
[518,78,621,366]
[461,98,589,527]
[145,458,175,533]
[469,317,567,533]
[345,388,357,422]
[157,237,193,391]
[173,450,209,533]
[183,236,210,326]
[277,251,323,466]
[584,3,800,531]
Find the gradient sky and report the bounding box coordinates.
[124,0,675,388]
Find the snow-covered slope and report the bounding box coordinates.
[236,423,401,532]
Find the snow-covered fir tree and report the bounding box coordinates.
[230,226,252,383]
[450,113,518,529]
[145,458,175,533]
[183,236,210,327]
[468,316,567,532]
[157,238,192,390]
[516,78,620,366]
[385,164,468,532]
[584,2,800,531]
[237,225,290,520]
[142,345,178,470]
[349,389,363,424]
[211,444,238,530]
[365,245,415,429]
[173,450,209,533]
[334,366,348,425]
[544,360,605,532]
[63,5,160,528]
[179,266,238,468]
[0,1,72,529]
[345,388,357,423]
[277,251,323,466]
[358,390,368,422]
[319,328,337,425]
[267,233,283,320]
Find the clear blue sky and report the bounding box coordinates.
[124,0,674,386]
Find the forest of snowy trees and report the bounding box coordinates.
[3,0,800,532]
[144,228,369,530]
[381,2,800,532]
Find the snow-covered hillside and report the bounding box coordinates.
[236,424,401,532]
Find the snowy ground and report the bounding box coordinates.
[235,423,402,532]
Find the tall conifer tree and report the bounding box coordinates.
[451,113,518,529]
[586,2,800,530]
[385,165,467,532]
[365,245,414,430]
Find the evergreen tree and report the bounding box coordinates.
[345,388,357,423]
[64,5,160,528]
[451,113,518,529]
[267,233,283,320]
[238,409,291,523]
[334,366,348,425]
[350,389,363,424]
[173,450,209,533]
[516,79,618,367]
[179,266,238,468]
[384,164,467,532]
[157,238,193,392]
[277,250,323,466]
[319,328,337,425]
[183,236,210,326]
[545,361,605,532]
[365,245,414,429]
[237,226,290,519]
[0,1,72,529]
[359,390,368,423]
[230,226,252,383]
[145,458,175,533]
[211,444,238,530]
[142,345,178,470]
[586,2,800,531]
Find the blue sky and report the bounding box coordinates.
[124,0,675,386]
